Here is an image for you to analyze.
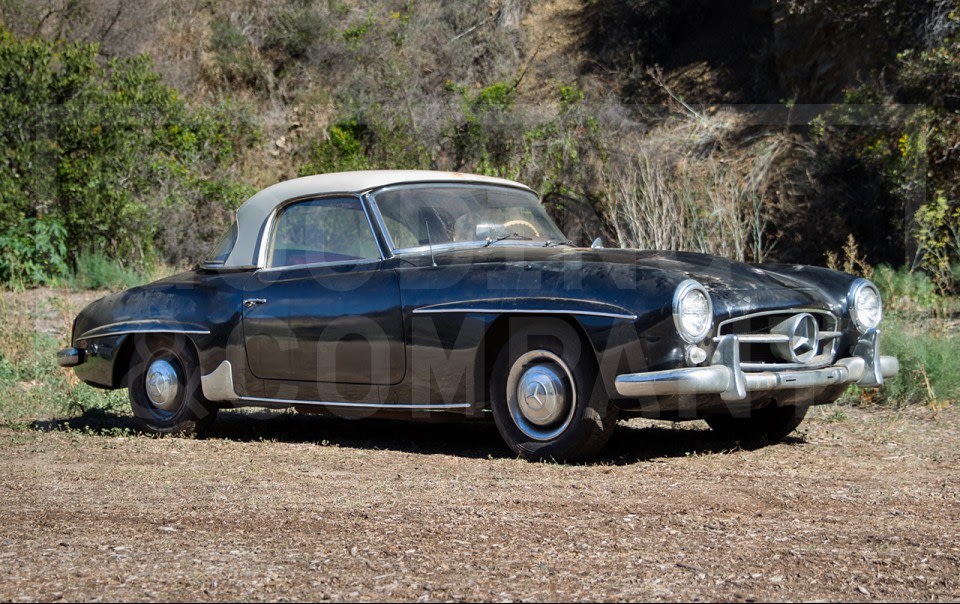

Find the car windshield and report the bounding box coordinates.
[369,184,566,252]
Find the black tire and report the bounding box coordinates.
[705,403,807,442]
[490,319,618,461]
[128,334,218,436]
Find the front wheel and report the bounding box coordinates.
[490,319,618,461]
[705,403,807,442]
[128,334,218,436]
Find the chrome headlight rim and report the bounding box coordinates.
[672,279,714,344]
[848,278,883,333]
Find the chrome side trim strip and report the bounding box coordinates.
[78,321,210,341]
[237,396,470,411]
[411,307,638,321]
[258,257,381,274]
[83,329,210,338]
[199,359,470,410]
[200,360,241,402]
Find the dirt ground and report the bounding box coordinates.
[1,404,957,602]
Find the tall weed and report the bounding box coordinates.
[61,251,150,292]
[877,314,960,408]
[0,293,128,422]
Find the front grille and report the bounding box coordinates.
[715,309,840,371]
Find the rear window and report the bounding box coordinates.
[206,221,238,265]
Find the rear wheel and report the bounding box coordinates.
[490,319,618,461]
[705,403,807,442]
[128,334,218,436]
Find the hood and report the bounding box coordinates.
[429,246,812,292]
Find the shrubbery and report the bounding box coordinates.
[878,314,960,408]
[0,29,258,288]
[800,7,960,291]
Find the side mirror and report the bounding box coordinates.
[591,237,604,249]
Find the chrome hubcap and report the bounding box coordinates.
[145,359,181,411]
[518,364,566,426]
[506,350,576,441]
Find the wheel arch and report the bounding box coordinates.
[112,332,205,389]
[474,313,598,408]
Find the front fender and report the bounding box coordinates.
[68,269,249,389]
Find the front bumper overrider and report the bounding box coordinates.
[57,347,84,368]
[615,328,899,401]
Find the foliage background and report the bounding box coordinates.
[0,0,958,280]
[0,0,958,407]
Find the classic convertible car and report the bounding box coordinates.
[58,170,899,460]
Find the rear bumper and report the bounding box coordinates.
[57,347,85,368]
[615,328,898,401]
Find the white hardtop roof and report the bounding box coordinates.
[225,170,534,267]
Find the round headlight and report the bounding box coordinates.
[673,280,713,343]
[849,279,882,332]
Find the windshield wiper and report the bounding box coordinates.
[543,239,572,247]
[484,232,532,247]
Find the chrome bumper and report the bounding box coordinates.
[615,328,899,401]
[57,347,84,368]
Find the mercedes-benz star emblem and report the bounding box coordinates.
[524,381,548,409]
[790,314,818,361]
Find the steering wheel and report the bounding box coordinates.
[503,219,541,238]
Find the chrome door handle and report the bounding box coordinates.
[243,298,267,308]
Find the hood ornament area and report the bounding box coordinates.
[771,313,820,364]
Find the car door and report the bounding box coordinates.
[242,195,406,386]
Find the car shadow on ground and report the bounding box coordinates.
[28,408,806,465]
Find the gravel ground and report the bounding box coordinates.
[1,405,958,602]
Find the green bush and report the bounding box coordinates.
[0,28,258,287]
[61,250,148,291]
[209,16,265,88]
[301,119,371,175]
[262,2,332,69]
[872,264,940,310]
[913,191,960,293]
[878,315,960,407]
[898,33,960,110]
[558,84,586,110]
[0,218,68,289]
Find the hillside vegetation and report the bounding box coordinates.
[1,0,958,277]
[0,1,958,407]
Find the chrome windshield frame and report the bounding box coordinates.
[365,182,565,256]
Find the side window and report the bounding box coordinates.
[268,197,380,268]
[381,215,419,249]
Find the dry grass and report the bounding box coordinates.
[601,104,810,262]
[0,288,957,600]
[0,405,957,601]
[0,288,127,422]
